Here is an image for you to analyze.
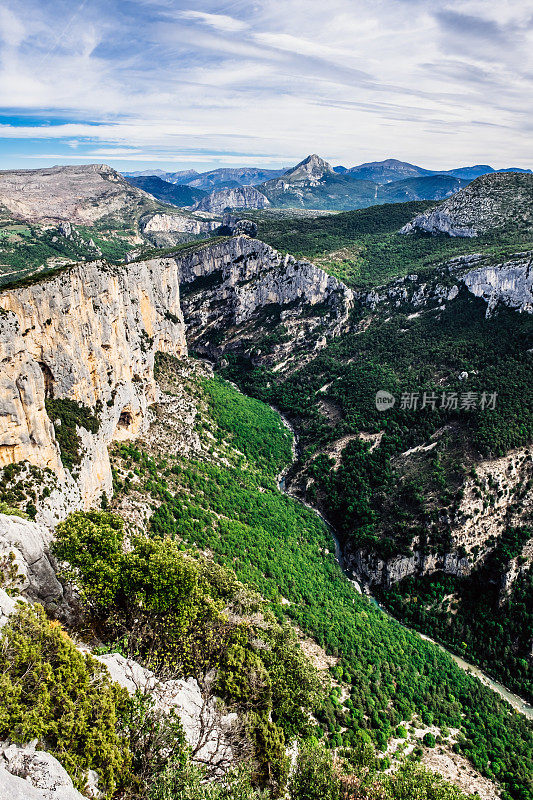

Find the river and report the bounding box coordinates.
[275,408,533,721]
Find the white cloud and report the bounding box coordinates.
[252,32,351,60]
[0,6,25,48]
[0,0,531,169]
[178,10,247,33]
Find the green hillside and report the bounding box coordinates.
[252,200,533,287]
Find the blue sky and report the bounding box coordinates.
[0,0,531,172]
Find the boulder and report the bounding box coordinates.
[0,742,85,800]
[0,513,63,610]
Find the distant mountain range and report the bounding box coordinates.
[123,155,531,212]
[257,155,470,211]
[124,166,286,190]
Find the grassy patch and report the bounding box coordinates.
[252,202,533,288]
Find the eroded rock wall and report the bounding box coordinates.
[170,235,353,366]
[0,235,351,521]
[345,445,532,589]
[0,258,186,519]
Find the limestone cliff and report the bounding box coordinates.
[0,258,186,522]
[358,251,533,319]
[460,252,532,316]
[338,443,533,590]
[140,212,219,247]
[0,235,352,521]
[171,235,354,370]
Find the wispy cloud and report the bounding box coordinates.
[178,10,248,33]
[0,0,531,171]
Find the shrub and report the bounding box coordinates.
[289,740,340,800]
[53,510,125,609]
[423,732,436,748]
[0,603,130,795]
[0,501,28,518]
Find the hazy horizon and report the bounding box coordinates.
[0,154,532,176]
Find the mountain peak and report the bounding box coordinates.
[285,154,334,181]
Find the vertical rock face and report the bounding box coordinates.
[140,212,219,247]
[191,186,270,213]
[0,512,63,610]
[460,253,533,316]
[170,236,353,357]
[0,259,186,517]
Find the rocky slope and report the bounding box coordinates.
[358,251,533,317]
[192,186,270,213]
[0,164,160,226]
[174,236,353,369]
[400,172,533,236]
[379,175,467,202]
[139,211,219,246]
[344,442,532,588]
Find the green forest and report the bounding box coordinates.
[220,288,533,700]
[251,201,533,287]
[104,363,533,800]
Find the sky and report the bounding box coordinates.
[0,0,531,172]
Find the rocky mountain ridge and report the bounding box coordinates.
[125,166,286,191]
[125,158,531,191]
[400,172,533,237]
[0,164,159,226]
[257,155,473,211]
[358,251,533,317]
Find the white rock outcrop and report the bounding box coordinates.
[0,513,63,609]
[173,234,353,336]
[0,587,24,626]
[400,172,533,237]
[141,212,219,241]
[192,186,270,214]
[461,253,533,316]
[0,743,85,800]
[96,653,236,769]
